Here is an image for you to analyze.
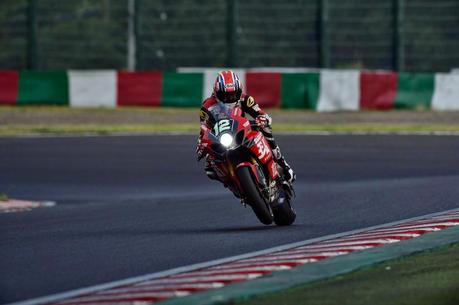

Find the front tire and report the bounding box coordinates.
[236,167,273,225]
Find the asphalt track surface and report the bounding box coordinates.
[1,134,459,304]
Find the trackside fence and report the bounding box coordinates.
[1,0,459,72]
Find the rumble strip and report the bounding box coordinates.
[0,199,55,213]
[10,208,459,305]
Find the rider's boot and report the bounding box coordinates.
[272,147,296,183]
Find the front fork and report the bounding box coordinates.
[231,157,278,205]
[220,146,283,204]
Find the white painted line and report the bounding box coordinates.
[294,245,374,251]
[148,274,263,283]
[316,238,402,246]
[370,226,442,234]
[388,221,459,229]
[243,254,325,261]
[172,267,285,277]
[172,271,265,279]
[207,261,304,269]
[207,265,291,272]
[57,291,189,304]
[362,227,440,234]
[340,232,421,238]
[396,217,459,225]
[320,233,421,242]
[98,283,223,294]
[275,250,352,256]
[91,290,192,297]
[133,282,224,289]
[234,255,317,264]
[7,207,459,305]
[431,211,459,218]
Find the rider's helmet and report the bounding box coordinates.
[213,70,243,104]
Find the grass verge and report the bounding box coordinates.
[0,193,8,201]
[1,123,459,136]
[2,106,459,135]
[0,124,199,135]
[235,242,459,305]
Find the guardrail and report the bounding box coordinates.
[1,69,458,111]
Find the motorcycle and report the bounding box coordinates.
[199,101,296,226]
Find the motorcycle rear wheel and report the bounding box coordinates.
[236,167,273,225]
[273,197,296,226]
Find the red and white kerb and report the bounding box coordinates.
[50,210,459,305]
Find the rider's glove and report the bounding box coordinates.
[255,114,272,129]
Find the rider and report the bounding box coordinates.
[196,70,296,184]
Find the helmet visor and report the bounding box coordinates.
[219,90,241,104]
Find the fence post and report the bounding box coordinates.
[319,0,330,68]
[127,0,137,70]
[135,0,142,70]
[394,0,405,71]
[227,0,239,67]
[27,0,38,70]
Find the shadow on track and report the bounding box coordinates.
[152,224,312,235]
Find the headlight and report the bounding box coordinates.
[219,133,234,148]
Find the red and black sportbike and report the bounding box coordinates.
[199,102,296,226]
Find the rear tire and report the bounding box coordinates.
[273,198,296,226]
[236,167,273,225]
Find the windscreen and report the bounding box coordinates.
[207,101,233,126]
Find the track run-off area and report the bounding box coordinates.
[1,134,459,304]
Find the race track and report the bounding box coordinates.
[1,134,459,304]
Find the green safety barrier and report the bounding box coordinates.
[281,73,320,110]
[17,71,69,105]
[161,72,203,107]
[394,73,434,109]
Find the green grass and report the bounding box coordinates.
[274,123,459,133]
[0,124,200,135]
[1,106,459,135]
[0,193,8,201]
[1,123,459,136]
[235,242,459,305]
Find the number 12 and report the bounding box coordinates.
[214,119,231,135]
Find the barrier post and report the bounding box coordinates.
[127,0,137,70]
[319,0,330,68]
[227,0,239,67]
[394,0,405,71]
[27,0,38,69]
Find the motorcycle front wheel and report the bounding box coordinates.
[236,167,273,225]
